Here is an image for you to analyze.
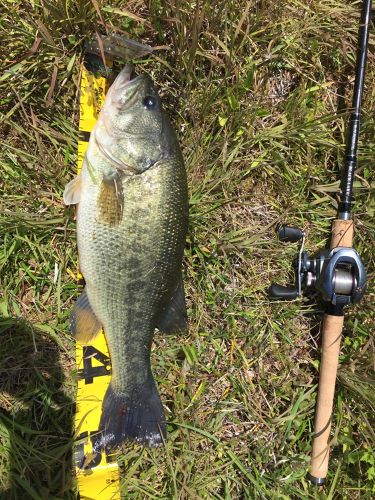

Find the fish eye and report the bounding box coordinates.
[143,95,156,109]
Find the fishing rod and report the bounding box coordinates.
[270,0,371,485]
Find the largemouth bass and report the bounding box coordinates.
[64,65,188,450]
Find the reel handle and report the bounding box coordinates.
[270,226,305,299]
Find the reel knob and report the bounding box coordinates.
[270,284,298,300]
[278,225,304,242]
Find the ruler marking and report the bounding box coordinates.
[74,61,121,499]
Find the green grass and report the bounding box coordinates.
[1,0,374,498]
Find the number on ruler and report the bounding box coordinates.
[74,431,102,469]
[75,430,118,469]
[78,345,111,384]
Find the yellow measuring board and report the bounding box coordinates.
[73,62,121,500]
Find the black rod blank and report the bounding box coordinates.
[338,0,372,220]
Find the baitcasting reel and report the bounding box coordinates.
[270,226,367,306]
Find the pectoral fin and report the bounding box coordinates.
[98,171,124,226]
[63,174,82,205]
[70,288,102,344]
[156,277,188,334]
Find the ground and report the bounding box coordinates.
[0,0,374,498]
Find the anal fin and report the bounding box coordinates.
[70,287,102,344]
[156,277,188,334]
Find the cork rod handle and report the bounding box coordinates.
[309,219,353,484]
[330,219,354,248]
[309,314,344,481]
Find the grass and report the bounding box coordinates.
[1,0,374,498]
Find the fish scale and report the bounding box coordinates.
[80,151,187,385]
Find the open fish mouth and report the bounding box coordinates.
[115,64,144,89]
[112,63,151,110]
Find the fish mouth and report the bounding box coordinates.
[113,64,151,110]
[115,64,145,90]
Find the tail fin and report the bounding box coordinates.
[93,378,166,452]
